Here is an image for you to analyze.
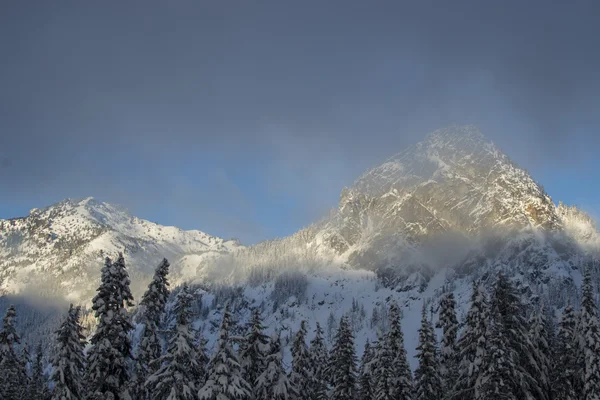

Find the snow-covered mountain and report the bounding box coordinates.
[2,125,599,365]
[0,197,240,301]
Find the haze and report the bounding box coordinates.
[1,1,599,243]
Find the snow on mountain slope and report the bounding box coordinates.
[0,197,240,301]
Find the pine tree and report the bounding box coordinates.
[491,273,545,400]
[437,292,459,391]
[290,320,312,400]
[528,307,552,400]
[328,316,358,400]
[0,305,28,400]
[476,313,516,400]
[134,258,171,400]
[373,334,394,400]
[239,308,269,393]
[255,332,294,400]
[308,322,329,400]
[50,304,86,400]
[552,304,579,400]
[581,268,600,400]
[387,301,414,399]
[195,329,210,389]
[415,305,442,400]
[146,283,198,400]
[358,340,375,400]
[198,303,252,400]
[451,281,488,400]
[86,254,135,400]
[30,342,50,400]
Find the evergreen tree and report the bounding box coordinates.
[373,334,394,400]
[436,292,459,391]
[239,308,269,392]
[581,268,600,400]
[255,332,294,400]
[195,329,211,389]
[552,304,579,400]
[30,342,50,400]
[134,258,170,400]
[358,340,375,400]
[50,304,86,400]
[328,316,358,400]
[146,283,198,400]
[290,320,312,400]
[198,303,252,400]
[415,305,442,400]
[490,273,545,400]
[308,322,329,400]
[451,281,488,400]
[0,305,28,400]
[86,254,135,400]
[476,313,516,400]
[387,301,414,399]
[528,307,552,400]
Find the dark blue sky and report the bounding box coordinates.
[1,1,599,243]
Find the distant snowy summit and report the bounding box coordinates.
[0,125,598,303]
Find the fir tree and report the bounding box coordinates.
[195,329,210,389]
[476,314,516,400]
[198,303,252,400]
[387,301,414,399]
[86,254,135,400]
[134,258,171,400]
[290,320,312,400]
[373,334,394,400]
[451,281,488,400]
[239,307,269,392]
[436,292,459,391]
[308,322,329,400]
[255,332,295,400]
[415,305,442,400]
[50,304,86,400]
[581,268,600,400]
[528,307,552,400]
[328,316,358,400]
[490,273,545,400]
[146,283,198,400]
[30,342,50,400]
[0,305,28,400]
[552,303,579,400]
[358,340,375,400]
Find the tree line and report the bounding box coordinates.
[0,252,599,400]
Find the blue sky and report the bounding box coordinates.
[1,1,599,243]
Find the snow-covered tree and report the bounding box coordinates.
[414,305,442,400]
[581,268,600,400]
[451,281,487,400]
[373,334,394,400]
[290,320,312,400]
[436,292,458,391]
[134,258,170,400]
[146,283,198,400]
[195,329,211,389]
[328,316,358,400]
[29,342,50,400]
[86,254,135,400]
[491,273,545,400]
[476,313,516,400]
[50,304,86,400]
[239,308,269,392]
[198,303,252,400]
[255,332,295,400]
[0,304,28,400]
[528,307,552,400]
[308,322,328,400]
[387,301,413,399]
[358,340,375,400]
[552,303,579,400]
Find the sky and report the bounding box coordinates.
[1,1,599,244]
